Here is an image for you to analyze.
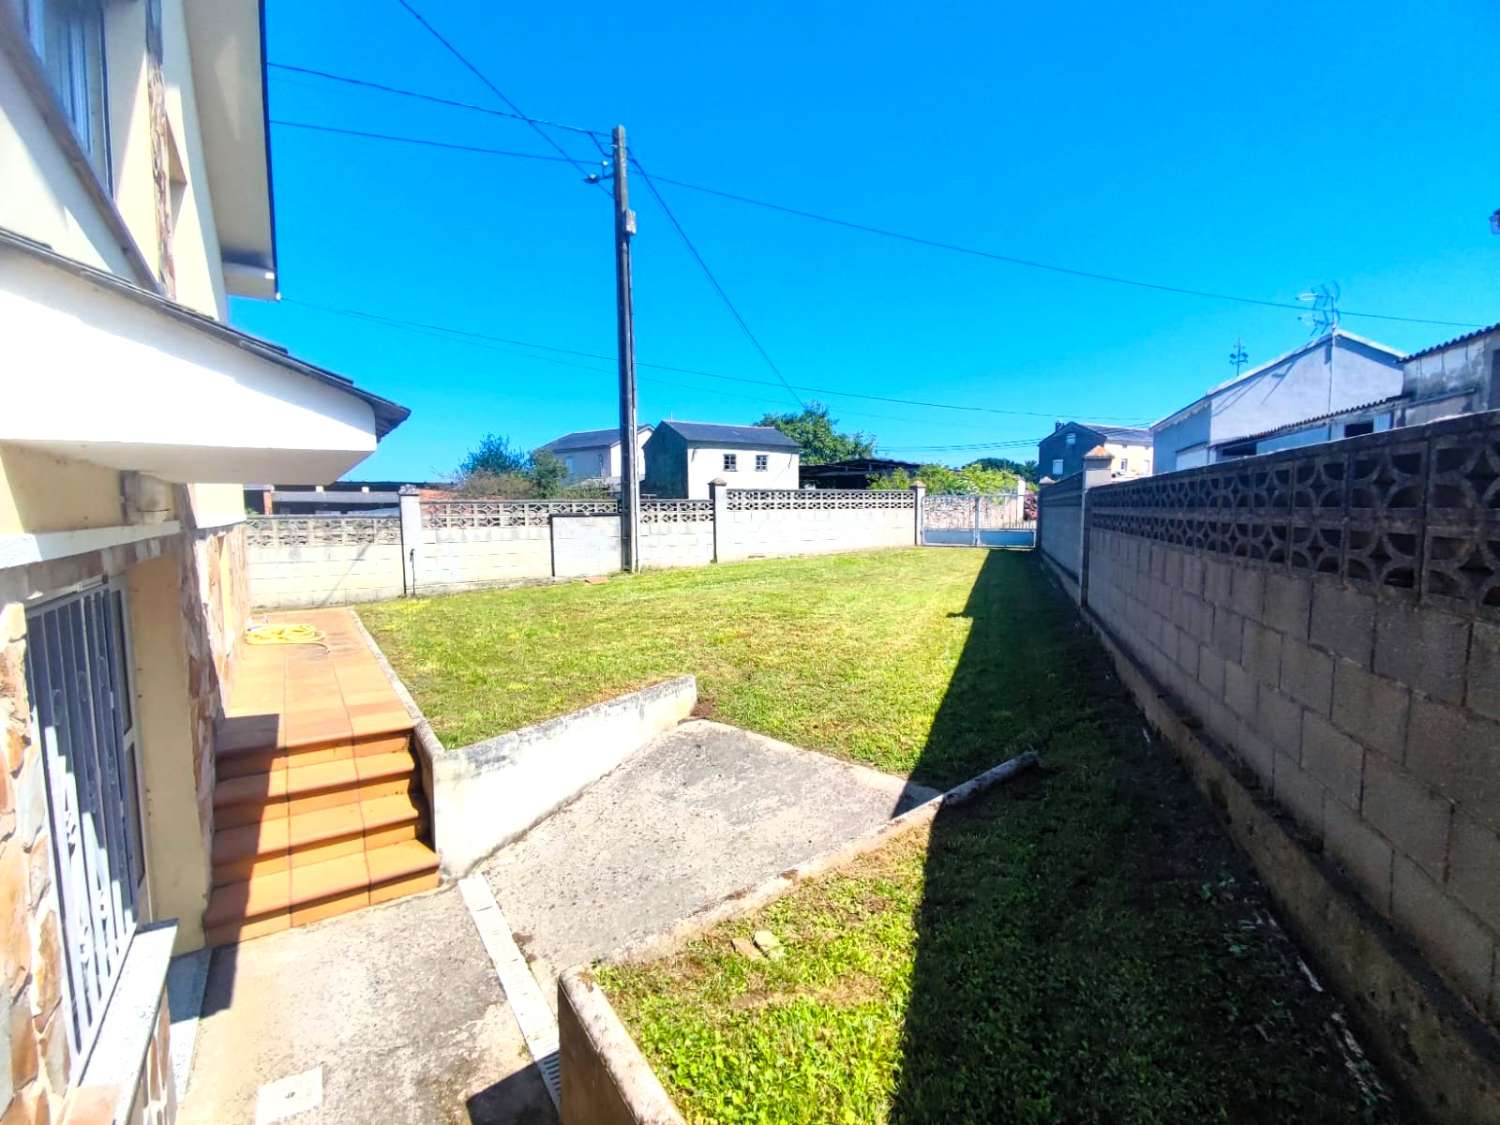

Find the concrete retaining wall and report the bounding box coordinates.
[717,498,914,561]
[425,677,698,877]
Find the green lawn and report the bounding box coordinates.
[596,552,1401,1124]
[361,549,1043,788]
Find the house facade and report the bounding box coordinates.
[642,422,801,498]
[1037,423,1152,481]
[1151,330,1405,472]
[1399,322,1500,425]
[537,424,653,490]
[1,4,405,1122]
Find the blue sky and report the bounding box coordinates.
[230,0,1500,481]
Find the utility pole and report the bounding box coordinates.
[612,124,640,572]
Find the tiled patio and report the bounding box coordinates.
[205,608,439,946]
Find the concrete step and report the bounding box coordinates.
[204,839,440,947]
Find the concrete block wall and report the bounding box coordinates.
[245,517,405,608]
[418,524,552,593]
[1082,411,1500,1024]
[718,491,914,562]
[1037,474,1083,596]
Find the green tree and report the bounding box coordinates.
[754,403,875,466]
[972,456,1040,484]
[526,449,569,498]
[869,461,1027,494]
[460,434,529,477]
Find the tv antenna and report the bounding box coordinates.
[1298,282,1341,336]
[1229,338,1249,377]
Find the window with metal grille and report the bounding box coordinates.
[24,581,145,1071]
[755,455,768,472]
[723,453,737,471]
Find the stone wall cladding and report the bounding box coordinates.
[1084,410,1500,1025]
[0,603,77,1124]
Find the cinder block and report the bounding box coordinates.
[1183,594,1213,644]
[1198,645,1226,699]
[1181,553,1205,597]
[1263,573,1311,640]
[1375,602,1472,706]
[1212,606,1244,662]
[1203,559,1233,606]
[1225,660,1258,721]
[1274,751,1326,840]
[1310,581,1377,667]
[1302,711,1365,808]
[1324,797,1393,915]
[1391,856,1496,1009]
[1255,687,1303,757]
[1449,815,1500,935]
[1242,621,1283,688]
[1233,720,1276,788]
[1468,621,1500,722]
[1361,753,1451,879]
[1175,626,1200,678]
[1230,567,1264,621]
[1163,548,1183,590]
[1406,698,1500,832]
[1331,660,1409,760]
[1281,640,1334,716]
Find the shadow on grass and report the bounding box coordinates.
[888,550,1400,1123]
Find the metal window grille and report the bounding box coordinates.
[23,580,145,1071]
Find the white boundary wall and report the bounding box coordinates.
[247,490,919,608]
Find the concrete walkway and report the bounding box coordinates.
[484,719,938,1006]
[178,886,556,1125]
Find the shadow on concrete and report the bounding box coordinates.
[885,550,1403,1123]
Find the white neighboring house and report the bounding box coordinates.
[642,421,802,498]
[537,424,652,490]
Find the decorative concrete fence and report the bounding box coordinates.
[1038,411,1500,1046]
[248,487,920,608]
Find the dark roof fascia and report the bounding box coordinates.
[0,227,410,438]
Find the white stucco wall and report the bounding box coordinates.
[685,447,799,499]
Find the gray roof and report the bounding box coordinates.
[659,420,801,449]
[540,424,651,452]
[1402,322,1500,362]
[1082,423,1153,444]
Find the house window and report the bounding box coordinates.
[564,455,576,475]
[1119,458,1129,471]
[1342,420,1374,438]
[1065,433,1076,446]
[1051,459,1064,476]
[22,0,110,185]
[723,453,738,472]
[24,581,146,1071]
[755,454,768,472]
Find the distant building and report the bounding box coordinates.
[1399,323,1500,425]
[1151,330,1404,472]
[537,424,653,490]
[799,457,919,489]
[1038,422,1153,481]
[244,480,447,515]
[642,421,801,498]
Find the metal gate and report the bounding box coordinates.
[922,492,1036,548]
[24,580,146,1069]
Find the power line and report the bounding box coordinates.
[266,59,1478,329]
[270,119,577,163]
[279,297,1152,423]
[392,0,607,191]
[628,155,804,410]
[641,173,1483,330]
[269,61,605,138]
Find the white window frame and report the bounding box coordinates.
[1065,433,1076,446]
[754,454,768,472]
[21,0,111,187]
[723,453,738,472]
[1051,458,1064,476]
[24,576,149,1076]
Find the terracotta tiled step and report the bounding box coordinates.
[203,839,441,947]
[215,719,413,780]
[212,750,420,829]
[211,793,427,886]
